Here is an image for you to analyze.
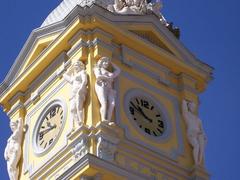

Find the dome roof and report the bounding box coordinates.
[41,0,96,27]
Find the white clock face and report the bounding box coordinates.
[128,96,165,137]
[34,102,65,153]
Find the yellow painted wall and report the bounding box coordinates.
[2,13,210,180]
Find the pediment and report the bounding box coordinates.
[110,15,213,83]
[18,32,61,75]
[129,30,174,55]
[123,22,192,65]
[0,25,65,95]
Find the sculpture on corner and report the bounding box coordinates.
[182,99,207,165]
[4,118,23,180]
[108,0,148,14]
[107,0,166,22]
[94,57,121,125]
[63,61,88,131]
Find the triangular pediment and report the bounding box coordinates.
[129,30,174,55]
[18,32,61,75]
[111,16,213,81]
[0,25,65,95]
[121,22,190,64]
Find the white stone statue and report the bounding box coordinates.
[63,61,88,130]
[4,118,23,180]
[182,99,207,165]
[94,57,121,125]
[108,0,148,14]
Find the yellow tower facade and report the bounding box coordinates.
[1,2,213,180]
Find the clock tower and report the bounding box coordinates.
[1,1,213,180]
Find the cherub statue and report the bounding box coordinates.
[94,57,121,125]
[4,118,23,180]
[63,61,88,130]
[182,99,207,165]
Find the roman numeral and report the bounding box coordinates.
[40,140,44,146]
[39,133,44,140]
[50,108,56,118]
[136,98,140,105]
[158,121,164,128]
[56,106,60,113]
[129,106,134,115]
[49,138,53,145]
[141,99,149,109]
[145,128,151,135]
[153,131,158,136]
[157,128,163,134]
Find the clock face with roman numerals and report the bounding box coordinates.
[128,96,165,137]
[35,104,64,153]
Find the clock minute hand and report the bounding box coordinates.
[137,107,153,123]
[39,124,57,135]
[130,102,153,123]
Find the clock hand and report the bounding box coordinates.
[130,102,152,123]
[39,124,57,136]
[137,107,153,123]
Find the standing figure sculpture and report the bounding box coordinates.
[182,99,207,165]
[4,118,23,180]
[63,61,88,131]
[94,57,121,125]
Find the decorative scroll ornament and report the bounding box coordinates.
[94,57,121,125]
[4,118,24,180]
[63,61,88,131]
[182,99,207,165]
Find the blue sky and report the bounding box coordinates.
[0,0,239,179]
